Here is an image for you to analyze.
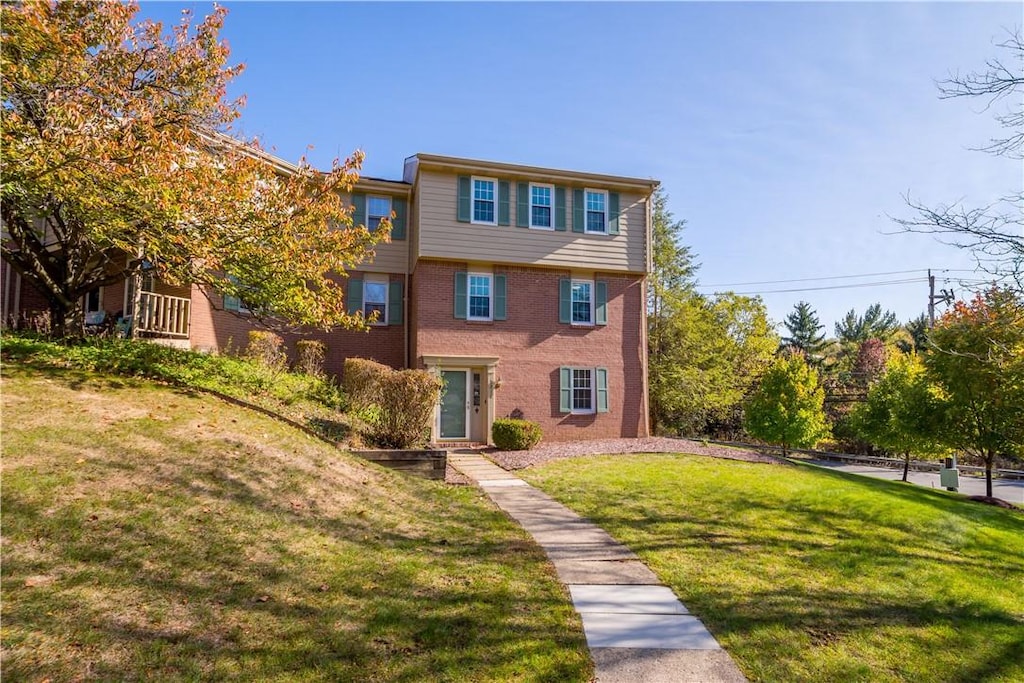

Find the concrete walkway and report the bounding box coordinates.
[447,451,747,683]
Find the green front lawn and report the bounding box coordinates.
[1,363,591,681]
[523,454,1024,683]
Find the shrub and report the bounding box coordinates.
[294,340,326,376]
[342,357,390,410]
[492,418,542,451]
[246,330,286,372]
[366,369,442,449]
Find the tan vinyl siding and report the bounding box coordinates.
[416,170,648,273]
[353,239,408,274]
[343,190,411,275]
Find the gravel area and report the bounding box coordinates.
[484,437,787,471]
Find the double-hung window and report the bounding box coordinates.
[571,280,593,325]
[367,196,392,232]
[584,189,608,234]
[530,183,553,229]
[559,366,609,414]
[572,368,593,413]
[363,277,388,325]
[472,177,497,225]
[468,273,492,321]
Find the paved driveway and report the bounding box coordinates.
[802,459,1024,506]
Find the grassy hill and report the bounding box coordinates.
[1,361,591,681]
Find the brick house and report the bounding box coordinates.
[2,153,659,444]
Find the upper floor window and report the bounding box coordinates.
[473,177,497,225]
[468,273,492,320]
[571,280,593,325]
[363,276,388,325]
[367,196,392,232]
[530,183,553,229]
[585,189,608,234]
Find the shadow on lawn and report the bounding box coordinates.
[1,398,590,682]
[540,457,1024,682]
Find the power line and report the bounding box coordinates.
[698,268,976,288]
[721,277,927,296]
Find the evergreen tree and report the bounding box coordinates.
[904,313,930,352]
[781,301,826,359]
[834,303,900,343]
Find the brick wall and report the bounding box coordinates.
[413,259,648,441]
[188,280,406,379]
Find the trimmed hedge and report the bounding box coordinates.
[246,330,286,372]
[370,370,443,449]
[294,340,326,376]
[492,418,542,451]
[342,357,390,410]
[342,358,442,449]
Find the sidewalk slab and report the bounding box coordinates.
[478,479,529,487]
[553,560,661,585]
[570,584,689,614]
[446,451,747,682]
[591,648,747,683]
[582,613,721,649]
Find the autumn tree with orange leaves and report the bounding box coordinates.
[1,1,383,337]
[925,287,1024,497]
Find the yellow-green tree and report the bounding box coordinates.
[849,353,947,481]
[1,1,383,337]
[744,353,830,455]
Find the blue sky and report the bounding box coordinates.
[141,1,1022,334]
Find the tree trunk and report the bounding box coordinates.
[985,455,993,498]
[902,452,910,482]
[49,298,84,339]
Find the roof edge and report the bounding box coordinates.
[413,153,660,191]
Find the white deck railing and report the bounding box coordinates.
[136,291,191,338]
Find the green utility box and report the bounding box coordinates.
[939,466,959,490]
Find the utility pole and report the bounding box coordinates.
[927,269,956,327]
[928,269,935,327]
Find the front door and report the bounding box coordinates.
[440,370,470,440]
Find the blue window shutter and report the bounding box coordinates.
[457,176,471,223]
[595,281,608,325]
[559,367,572,413]
[494,274,507,320]
[391,198,407,240]
[596,368,609,413]
[572,189,584,233]
[516,182,529,227]
[388,280,403,325]
[454,271,468,319]
[559,278,571,323]
[347,278,363,315]
[498,181,510,226]
[608,192,621,235]
[352,193,366,228]
[554,186,567,231]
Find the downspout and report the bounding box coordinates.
[404,271,410,368]
[641,193,653,437]
[404,186,413,369]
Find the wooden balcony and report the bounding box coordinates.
[136,291,190,338]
